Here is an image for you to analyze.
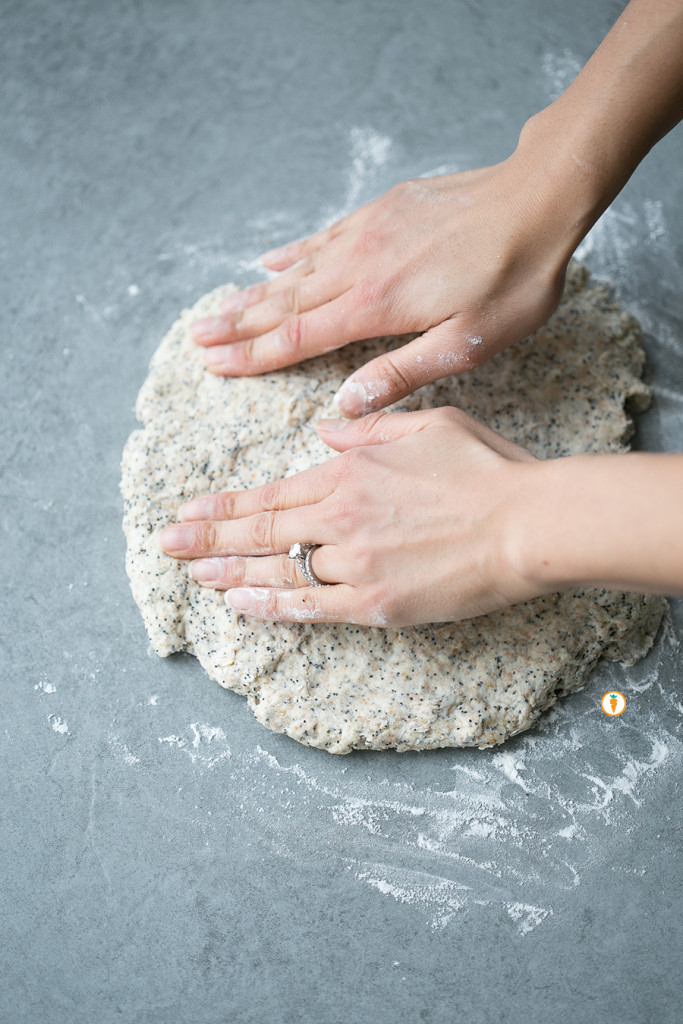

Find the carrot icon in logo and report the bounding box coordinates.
[601,691,626,716]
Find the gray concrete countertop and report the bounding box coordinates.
[2,1,681,1021]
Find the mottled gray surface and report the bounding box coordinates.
[1,1,682,1022]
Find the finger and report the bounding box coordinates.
[260,216,351,271]
[202,287,376,376]
[330,319,486,417]
[221,234,349,308]
[226,583,364,624]
[192,261,316,343]
[192,264,348,348]
[188,545,337,589]
[178,463,337,522]
[160,505,325,559]
[236,258,316,303]
[318,406,537,463]
[316,409,440,450]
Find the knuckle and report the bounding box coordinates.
[340,409,390,445]
[362,411,389,433]
[214,492,237,518]
[278,285,301,317]
[280,314,304,353]
[351,230,383,261]
[413,406,467,436]
[257,480,282,512]
[377,352,414,396]
[226,557,246,585]
[199,521,222,552]
[433,405,466,428]
[235,336,255,368]
[249,510,277,552]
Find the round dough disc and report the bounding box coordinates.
[121,263,666,753]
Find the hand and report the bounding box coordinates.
[160,407,541,627]
[191,147,583,417]
[190,0,683,418]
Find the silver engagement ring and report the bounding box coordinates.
[288,542,326,587]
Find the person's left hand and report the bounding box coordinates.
[160,407,542,627]
[188,155,576,418]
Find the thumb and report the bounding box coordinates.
[330,318,482,418]
[316,410,436,452]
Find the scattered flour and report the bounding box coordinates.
[492,751,531,794]
[158,723,231,769]
[643,198,667,244]
[344,126,392,211]
[312,125,393,231]
[34,680,56,694]
[505,902,552,936]
[108,734,140,767]
[145,638,681,936]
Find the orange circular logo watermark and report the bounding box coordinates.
[601,691,626,716]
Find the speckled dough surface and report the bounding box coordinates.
[121,263,666,753]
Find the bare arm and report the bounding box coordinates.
[191,0,683,417]
[161,414,683,627]
[510,452,683,598]
[524,0,683,256]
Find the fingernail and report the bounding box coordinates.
[332,378,393,417]
[160,524,193,553]
[204,346,235,370]
[189,558,222,583]
[316,418,346,432]
[331,380,367,417]
[227,587,268,612]
[220,292,246,312]
[191,317,224,344]
[178,496,212,521]
[260,244,287,263]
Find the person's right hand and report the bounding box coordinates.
[191,123,593,417]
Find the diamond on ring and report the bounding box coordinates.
[288,542,326,587]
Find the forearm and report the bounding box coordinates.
[515,0,683,254]
[511,453,683,596]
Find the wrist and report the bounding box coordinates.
[515,0,683,251]
[483,459,558,609]
[505,456,586,595]
[512,108,617,260]
[504,455,633,596]
[504,453,683,598]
